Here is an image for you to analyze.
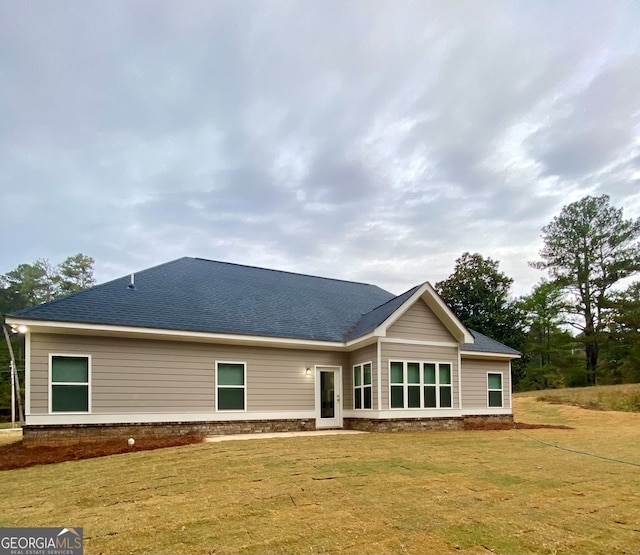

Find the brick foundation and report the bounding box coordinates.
[344,414,514,432]
[344,417,463,432]
[22,414,514,446]
[22,418,316,447]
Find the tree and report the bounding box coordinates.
[605,281,640,383]
[516,280,582,389]
[55,254,96,296]
[2,259,55,307]
[519,280,564,368]
[532,195,640,385]
[435,252,525,355]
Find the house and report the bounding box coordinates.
[6,257,520,444]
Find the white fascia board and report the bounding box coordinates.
[344,331,381,350]
[373,284,427,335]
[373,282,473,344]
[419,282,474,344]
[461,351,521,360]
[5,317,345,351]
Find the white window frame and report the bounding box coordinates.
[389,360,454,410]
[487,372,503,408]
[353,362,373,410]
[215,361,247,412]
[49,353,92,414]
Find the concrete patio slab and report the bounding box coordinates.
[205,429,367,443]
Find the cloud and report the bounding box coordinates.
[528,55,640,179]
[1,1,639,298]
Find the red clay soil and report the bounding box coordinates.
[0,434,205,471]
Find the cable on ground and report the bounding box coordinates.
[513,427,640,467]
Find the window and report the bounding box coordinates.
[353,363,372,410]
[50,355,90,412]
[390,361,453,409]
[216,362,246,411]
[488,373,503,407]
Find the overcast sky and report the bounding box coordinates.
[1,1,639,297]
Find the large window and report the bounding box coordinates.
[50,355,90,413]
[488,373,503,407]
[353,363,372,410]
[216,362,246,411]
[390,361,453,409]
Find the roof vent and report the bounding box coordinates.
[127,273,136,290]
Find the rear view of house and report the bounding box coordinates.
[6,257,520,444]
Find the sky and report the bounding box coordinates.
[1,1,639,297]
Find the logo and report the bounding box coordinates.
[0,528,83,555]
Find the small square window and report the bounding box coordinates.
[423,363,436,384]
[390,362,404,384]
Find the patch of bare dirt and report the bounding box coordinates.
[0,434,205,471]
[464,421,573,431]
[514,422,573,430]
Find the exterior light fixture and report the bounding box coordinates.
[17,325,27,334]
[305,367,312,376]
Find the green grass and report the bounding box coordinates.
[517,383,640,412]
[1,399,639,554]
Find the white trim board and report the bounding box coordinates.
[379,337,459,347]
[25,331,31,415]
[342,408,513,419]
[26,410,317,426]
[461,351,521,360]
[6,318,346,351]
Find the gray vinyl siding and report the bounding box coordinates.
[387,300,456,342]
[30,333,347,414]
[460,358,512,409]
[380,342,459,410]
[347,343,378,410]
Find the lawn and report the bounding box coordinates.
[518,383,640,412]
[1,398,639,555]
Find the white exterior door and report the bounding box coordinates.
[315,366,342,428]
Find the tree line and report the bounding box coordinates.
[436,195,640,390]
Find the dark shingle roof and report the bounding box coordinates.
[10,257,395,342]
[10,257,519,355]
[462,329,521,356]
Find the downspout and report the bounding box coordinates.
[377,339,382,411]
[2,323,25,425]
